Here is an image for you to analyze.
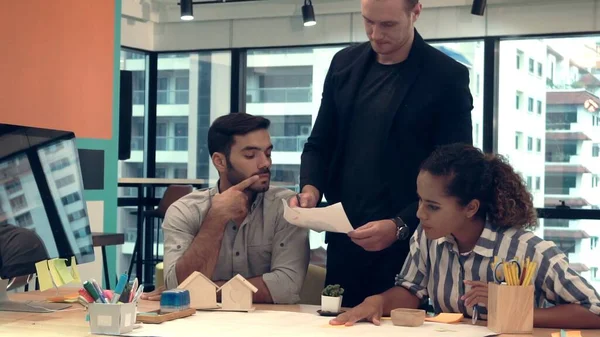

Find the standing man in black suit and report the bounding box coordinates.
[289,0,473,307]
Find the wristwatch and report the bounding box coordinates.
[391,216,410,241]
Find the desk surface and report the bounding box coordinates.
[118,177,209,186]
[3,290,598,337]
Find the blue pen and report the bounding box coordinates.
[90,278,107,303]
[111,273,128,304]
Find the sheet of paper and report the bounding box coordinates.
[34,260,54,291]
[425,313,464,324]
[282,200,354,233]
[123,310,495,337]
[70,256,81,283]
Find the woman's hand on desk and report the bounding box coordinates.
[330,295,384,326]
[140,285,165,301]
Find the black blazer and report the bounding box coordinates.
[300,30,474,238]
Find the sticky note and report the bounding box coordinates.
[424,313,463,324]
[49,258,73,285]
[551,331,582,337]
[70,256,81,283]
[35,260,54,291]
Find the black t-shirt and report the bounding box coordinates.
[0,224,48,279]
[340,59,409,227]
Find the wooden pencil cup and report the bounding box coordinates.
[487,282,534,334]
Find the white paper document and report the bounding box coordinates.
[124,310,497,337]
[281,200,354,233]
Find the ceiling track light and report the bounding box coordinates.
[471,0,486,16]
[180,0,194,21]
[302,0,316,27]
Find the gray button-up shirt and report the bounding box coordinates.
[162,186,310,304]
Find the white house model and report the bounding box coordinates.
[218,274,258,311]
[177,271,219,309]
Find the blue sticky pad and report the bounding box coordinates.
[160,289,190,314]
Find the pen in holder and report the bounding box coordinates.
[487,257,536,334]
[88,302,137,335]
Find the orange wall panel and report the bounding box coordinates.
[0,1,115,139]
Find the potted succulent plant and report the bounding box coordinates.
[321,284,344,313]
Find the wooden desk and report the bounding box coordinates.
[91,232,125,290]
[4,290,598,337]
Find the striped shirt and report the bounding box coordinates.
[395,221,600,319]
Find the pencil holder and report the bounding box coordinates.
[487,283,534,334]
[88,302,137,335]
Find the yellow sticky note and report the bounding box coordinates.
[47,258,69,286]
[35,260,54,291]
[53,258,74,284]
[70,256,81,283]
[424,313,463,324]
[551,331,582,337]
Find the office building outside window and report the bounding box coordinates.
[499,36,600,289]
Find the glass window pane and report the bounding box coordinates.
[498,37,600,210]
[542,219,600,292]
[155,52,232,195]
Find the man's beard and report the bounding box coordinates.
[226,158,270,193]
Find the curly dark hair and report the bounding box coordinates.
[420,143,538,229]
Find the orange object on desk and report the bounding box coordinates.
[424,313,464,324]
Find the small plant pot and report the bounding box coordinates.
[321,295,342,313]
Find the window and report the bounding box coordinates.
[49,158,70,172]
[591,237,598,250]
[5,178,22,195]
[593,144,599,157]
[247,66,313,103]
[44,142,64,154]
[526,176,533,190]
[15,212,33,227]
[528,58,535,73]
[515,132,523,150]
[516,50,523,69]
[592,267,599,281]
[554,239,577,254]
[61,192,81,206]
[55,174,75,188]
[67,209,87,222]
[119,49,147,201]
[9,195,27,212]
[593,175,599,188]
[154,51,231,196]
[73,226,91,239]
[499,37,600,213]
[516,91,522,110]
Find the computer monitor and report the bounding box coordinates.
[0,124,95,312]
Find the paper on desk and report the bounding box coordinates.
[425,313,464,324]
[282,200,353,233]
[551,331,582,337]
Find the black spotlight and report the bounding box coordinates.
[302,0,316,27]
[471,0,486,16]
[181,0,194,21]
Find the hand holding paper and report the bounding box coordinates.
[282,200,353,233]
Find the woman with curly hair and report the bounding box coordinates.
[331,143,600,329]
